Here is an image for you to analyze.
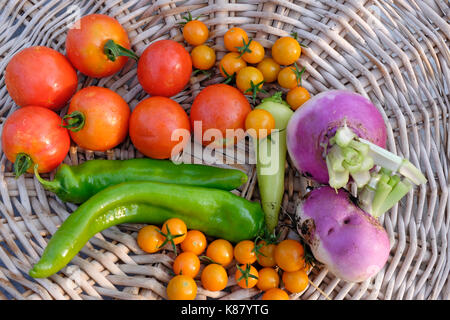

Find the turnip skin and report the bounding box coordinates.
[296,186,390,283]
[286,90,387,184]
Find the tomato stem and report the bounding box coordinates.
[290,63,306,87]
[178,12,206,25]
[290,32,309,48]
[236,37,253,58]
[220,65,236,85]
[104,39,138,62]
[236,263,258,287]
[14,153,32,178]
[244,80,267,104]
[158,225,185,256]
[61,111,86,132]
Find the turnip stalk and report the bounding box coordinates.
[287,90,426,218]
[253,92,294,233]
[326,127,425,217]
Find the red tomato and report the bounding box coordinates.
[137,40,192,97]
[129,96,191,159]
[1,106,70,175]
[66,14,135,78]
[5,46,77,111]
[189,84,251,147]
[64,86,130,151]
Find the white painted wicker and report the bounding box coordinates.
[0,0,448,300]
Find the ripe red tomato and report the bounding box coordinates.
[129,96,191,159]
[137,40,192,97]
[5,46,77,111]
[1,106,70,176]
[63,86,130,151]
[66,14,135,78]
[189,84,251,147]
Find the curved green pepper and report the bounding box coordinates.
[29,181,265,278]
[34,158,248,203]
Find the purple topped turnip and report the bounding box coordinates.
[296,186,390,282]
[287,90,426,218]
[287,90,387,184]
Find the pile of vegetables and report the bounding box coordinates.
[287,90,427,282]
[1,8,427,300]
[135,218,311,300]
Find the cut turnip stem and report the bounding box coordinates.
[325,126,426,191]
[326,126,426,217]
[296,186,390,283]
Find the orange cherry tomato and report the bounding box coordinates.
[224,27,248,52]
[63,86,130,152]
[241,39,265,64]
[5,46,77,111]
[286,86,311,110]
[277,67,299,89]
[190,84,251,147]
[1,106,70,176]
[257,57,281,83]
[236,66,264,95]
[257,267,280,291]
[245,109,275,140]
[66,14,135,78]
[234,240,257,265]
[274,240,305,272]
[167,275,197,300]
[261,288,289,300]
[129,96,191,159]
[181,230,207,255]
[183,20,209,46]
[173,252,201,278]
[201,263,228,292]
[235,264,259,289]
[256,240,277,268]
[137,40,192,97]
[161,218,187,245]
[191,45,216,70]
[282,270,309,293]
[219,52,247,79]
[271,36,301,65]
[137,225,165,253]
[205,239,234,267]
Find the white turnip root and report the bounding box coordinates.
[296,186,390,283]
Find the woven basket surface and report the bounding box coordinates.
[0,0,449,300]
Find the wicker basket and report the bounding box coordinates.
[0,0,448,300]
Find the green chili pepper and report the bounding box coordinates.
[253,93,294,233]
[34,158,248,203]
[29,180,265,278]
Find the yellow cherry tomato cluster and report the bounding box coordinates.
[220,27,266,102]
[137,220,311,300]
[181,13,216,71]
[181,15,311,110]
